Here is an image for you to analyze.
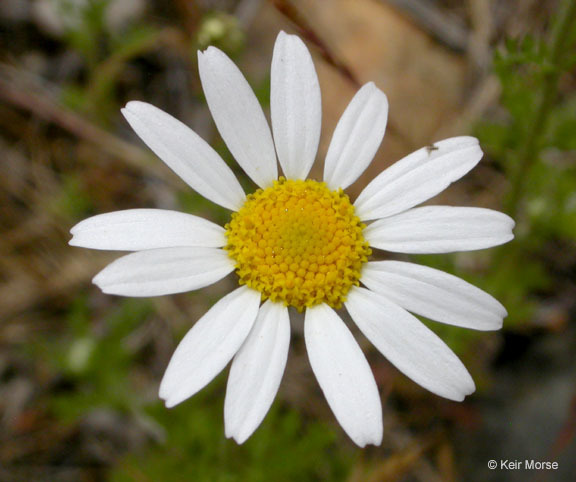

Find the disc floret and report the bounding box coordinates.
[225,178,371,311]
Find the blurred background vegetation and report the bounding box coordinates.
[1,0,575,480]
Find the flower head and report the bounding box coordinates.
[70,31,514,447]
[225,177,371,311]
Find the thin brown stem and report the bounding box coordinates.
[0,64,178,188]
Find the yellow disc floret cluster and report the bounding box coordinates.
[224,178,371,311]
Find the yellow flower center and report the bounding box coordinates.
[224,178,371,311]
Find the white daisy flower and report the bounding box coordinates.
[70,31,514,447]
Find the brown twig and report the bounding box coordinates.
[0,64,179,189]
[385,0,469,52]
[269,0,361,88]
[270,0,413,149]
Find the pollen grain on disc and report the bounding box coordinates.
[224,178,371,311]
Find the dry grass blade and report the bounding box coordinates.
[0,64,179,190]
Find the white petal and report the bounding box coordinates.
[271,31,321,180]
[70,209,226,250]
[364,206,515,254]
[355,137,483,221]
[323,82,388,190]
[304,304,383,447]
[159,286,261,407]
[198,47,277,188]
[121,102,245,211]
[345,287,475,401]
[93,247,234,296]
[225,300,290,444]
[362,261,507,330]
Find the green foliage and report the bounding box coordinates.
[84,24,163,120]
[52,0,162,123]
[177,189,231,227]
[33,295,352,481]
[59,0,111,69]
[196,11,245,56]
[35,297,153,420]
[111,398,350,482]
[473,0,576,328]
[49,173,93,221]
